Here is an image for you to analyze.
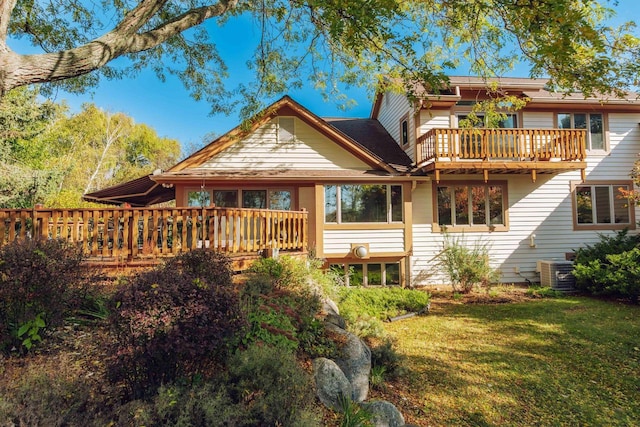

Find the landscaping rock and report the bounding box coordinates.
[326,323,371,402]
[324,312,347,329]
[312,357,351,411]
[361,400,405,427]
[322,297,340,317]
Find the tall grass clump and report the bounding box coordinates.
[436,232,501,293]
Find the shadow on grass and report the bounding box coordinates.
[384,296,640,426]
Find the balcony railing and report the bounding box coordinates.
[0,207,308,259]
[416,128,587,165]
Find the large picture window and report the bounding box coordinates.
[434,182,507,232]
[572,181,634,230]
[325,184,403,223]
[558,113,604,151]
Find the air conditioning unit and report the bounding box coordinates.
[538,260,576,291]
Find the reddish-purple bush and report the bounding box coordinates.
[0,238,85,353]
[107,249,246,399]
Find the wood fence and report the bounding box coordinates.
[0,207,308,260]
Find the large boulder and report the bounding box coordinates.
[361,400,406,427]
[326,323,371,402]
[313,357,351,411]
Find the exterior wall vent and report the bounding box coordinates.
[538,260,576,291]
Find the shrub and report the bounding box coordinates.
[225,344,321,426]
[0,238,86,353]
[526,286,564,298]
[369,338,405,380]
[573,230,640,303]
[337,287,430,322]
[337,287,429,338]
[115,345,321,426]
[241,256,332,356]
[107,249,246,399]
[573,229,640,265]
[436,232,501,293]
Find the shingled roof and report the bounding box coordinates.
[325,118,414,172]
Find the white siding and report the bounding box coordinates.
[376,92,416,160]
[323,228,405,255]
[410,155,640,286]
[417,109,450,134]
[198,118,370,171]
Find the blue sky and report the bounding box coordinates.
[9,0,639,151]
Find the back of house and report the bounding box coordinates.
[85,76,640,287]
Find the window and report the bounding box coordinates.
[278,117,295,142]
[213,190,238,207]
[400,116,409,146]
[187,190,211,207]
[558,113,604,151]
[434,182,507,231]
[325,184,403,223]
[330,262,400,286]
[457,114,518,128]
[186,188,292,210]
[572,181,634,230]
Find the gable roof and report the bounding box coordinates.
[170,95,399,174]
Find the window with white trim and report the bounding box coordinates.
[573,182,634,229]
[558,113,604,151]
[400,116,409,146]
[325,184,403,223]
[434,182,507,231]
[330,262,400,286]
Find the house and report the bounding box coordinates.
[84,76,640,286]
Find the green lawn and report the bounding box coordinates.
[381,296,640,426]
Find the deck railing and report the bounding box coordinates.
[0,207,308,259]
[416,128,587,164]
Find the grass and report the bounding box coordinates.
[377,293,640,426]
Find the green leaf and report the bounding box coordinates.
[17,323,30,337]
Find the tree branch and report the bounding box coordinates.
[0,0,18,47]
[0,0,240,94]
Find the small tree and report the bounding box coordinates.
[436,232,501,293]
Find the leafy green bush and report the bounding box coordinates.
[241,256,333,356]
[573,230,640,302]
[0,238,86,353]
[107,249,246,399]
[574,229,640,265]
[436,232,501,293]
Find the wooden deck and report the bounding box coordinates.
[416,128,587,181]
[0,207,308,271]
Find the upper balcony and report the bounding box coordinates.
[415,128,587,182]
